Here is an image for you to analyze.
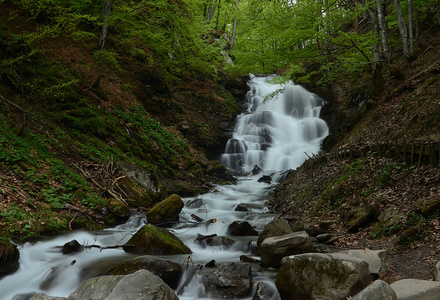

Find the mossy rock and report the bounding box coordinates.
[415,197,440,217]
[346,202,377,233]
[106,198,130,218]
[172,181,202,197]
[206,161,227,176]
[147,194,184,226]
[123,224,191,255]
[116,176,153,208]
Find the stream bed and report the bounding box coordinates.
[0,75,328,299]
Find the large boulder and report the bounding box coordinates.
[372,207,404,235]
[260,231,314,268]
[147,194,184,226]
[123,224,191,255]
[339,249,389,278]
[108,255,182,289]
[0,240,20,279]
[352,280,397,300]
[275,253,372,300]
[390,279,440,300]
[200,262,253,299]
[257,217,293,253]
[67,270,178,300]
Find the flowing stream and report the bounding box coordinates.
[0,75,328,300]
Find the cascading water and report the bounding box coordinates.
[0,75,328,300]
[221,75,328,175]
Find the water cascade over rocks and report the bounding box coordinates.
[0,75,328,300]
[221,75,328,176]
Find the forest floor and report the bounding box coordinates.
[270,31,440,282]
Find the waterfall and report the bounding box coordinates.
[221,75,329,175]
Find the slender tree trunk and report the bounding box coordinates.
[93,0,112,88]
[394,0,411,59]
[354,0,359,33]
[230,0,239,50]
[377,0,390,62]
[408,0,414,53]
[215,0,221,30]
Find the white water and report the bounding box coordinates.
[221,75,328,176]
[0,75,328,300]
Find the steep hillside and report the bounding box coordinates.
[0,0,246,242]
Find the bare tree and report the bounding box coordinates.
[394,0,412,59]
[93,0,112,88]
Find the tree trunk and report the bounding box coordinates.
[230,0,239,50]
[215,0,221,30]
[408,0,414,54]
[394,0,411,59]
[377,0,390,61]
[93,0,112,88]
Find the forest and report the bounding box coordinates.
[0,0,439,261]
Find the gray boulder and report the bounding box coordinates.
[257,217,293,253]
[275,253,372,300]
[260,231,314,268]
[200,262,253,298]
[68,269,178,300]
[352,280,397,300]
[340,249,389,278]
[227,221,258,236]
[390,279,440,300]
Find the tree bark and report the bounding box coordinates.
[408,0,414,54]
[377,0,390,61]
[93,0,112,88]
[230,0,239,50]
[394,0,411,59]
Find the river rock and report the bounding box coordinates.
[147,194,184,226]
[105,198,130,219]
[206,160,227,175]
[253,281,280,300]
[199,262,253,298]
[30,293,67,300]
[62,240,83,255]
[123,224,191,255]
[390,279,440,300]
[435,261,440,281]
[257,217,293,253]
[196,235,235,249]
[108,255,182,289]
[67,269,178,300]
[0,240,20,279]
[260,231,314,268]
[275,253,372,299]
[227,221,258,236]
[339,249,389,278]
[352,280,397,300]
